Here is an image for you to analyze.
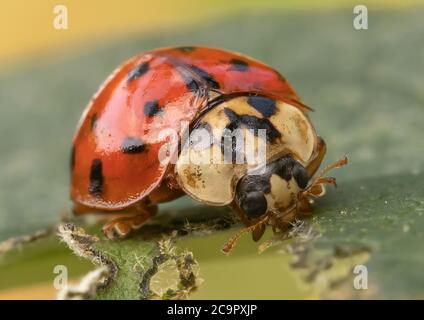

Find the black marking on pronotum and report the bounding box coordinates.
[230,59,249,72]
[190,92,281,135]
[144,100,162,117]
[291,162,309,189]
[247,96,277,118]
[220,108,280,164]
[90,114,97,131]
[223,108,281,141]
[275,156,294,181]
[89,159,103,197]
[121,137,146,154]
[177,46,196,53]
[274,155,309,188]
[127,62,149,81]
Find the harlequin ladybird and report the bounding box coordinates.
[70,46,347,252]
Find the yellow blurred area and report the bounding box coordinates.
[0,282,55,300]
[0,0,423,66]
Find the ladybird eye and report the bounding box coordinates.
[240,191,268,219]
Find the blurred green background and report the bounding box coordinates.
[0,0,423,299]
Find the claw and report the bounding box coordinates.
[315,176,337,187]
[309,184,326,197]
[102,222,128,239]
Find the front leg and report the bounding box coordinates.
[301,156,348,201]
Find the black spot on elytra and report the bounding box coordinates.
[247,96,276,118]
[176,64,220,95]
[189,65,220,89]
[177,46,196,53]
[90,114,97,130]
[121,137,146,154]
[144,100,162,117]
[177,68,203,95]
[230,59,249,72]
[185,78,201,94]
[89,159,103,196]
[70,146,76,171]
[127,62,149,81]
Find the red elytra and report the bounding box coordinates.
[70,46,303,211]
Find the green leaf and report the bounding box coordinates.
[287,173,424,299]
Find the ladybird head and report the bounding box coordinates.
[219,154,311,253]
[222,154,348,254]
[235,155,309,224]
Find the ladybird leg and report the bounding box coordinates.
[271,205,299,230]
[230,203,266,242]
[251,223,266,242]
[302,178,333,199]
[102,204,158,239]
[300,156,348,202]
[222,204,271,253]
